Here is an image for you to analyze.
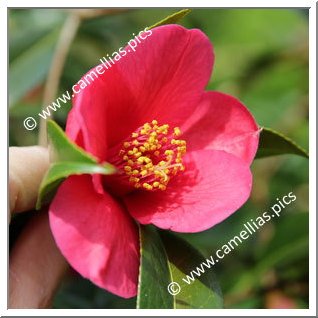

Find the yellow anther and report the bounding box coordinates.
[124,166,132,172]
[140,170,148,176]
[171,139,176,145]
[132,170,139,175]
[152,120,158,125]
[133,140,139,146]
[132,132,139,138]
[159,161,166,166]
[139,146,146,152]
[119,150,125,155]
[144,157,152,164]
[153,181,160,188]
[135,183,141,188]
[133,147,138,153]
[145,163,153,169]
[162,137,167,143]
[127,160,134,166]
[134,152,142,158]
[165,150,174,156]
[128,150,134,155]
[159,184,166,191]
[143,183,153,190]
[143,123,151,129]
[154,151,160,156]
[123,155,129,161]
[176,158,182,163]
[174,127,181,136]
[137,157,145,164]
[148,136,155,143]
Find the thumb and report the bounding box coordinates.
[9,146,50,216]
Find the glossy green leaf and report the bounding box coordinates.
[46,120,98,164]
[159,230,223,309]
[255,127,309,159]
[36,162,114,210]
[138,225,223,309]
[137,225,174,309]
[36,120,115,209]
[148,9,191,30]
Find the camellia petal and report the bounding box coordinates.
[69,25,214,160]
[65,108,81,143]
[49,175,140,298]
[182,91,260,165]
[123,149,253,233]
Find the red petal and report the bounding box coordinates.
[49,175,140,298]
[68,25,214,160]
[183,91,259,165]
[65,108,80,143]
[123,149,253,233]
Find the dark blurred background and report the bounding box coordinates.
[9,8,309,309]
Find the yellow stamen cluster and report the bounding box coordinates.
[118,120,186,191]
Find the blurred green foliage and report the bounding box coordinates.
[9,8,309,309]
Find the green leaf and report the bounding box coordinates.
[46,120,99,164]
[255,127,309,159]
[137,225,174,309]
[148,9,191,30]
[36,162,114,210]
[36,120,115,209]
[138,225,223,309]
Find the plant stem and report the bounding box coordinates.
[38,12,81,146]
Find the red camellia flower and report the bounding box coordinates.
[49,25,260,298]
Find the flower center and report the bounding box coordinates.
[117,120,186,191]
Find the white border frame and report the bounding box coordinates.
[3,1,316,316]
